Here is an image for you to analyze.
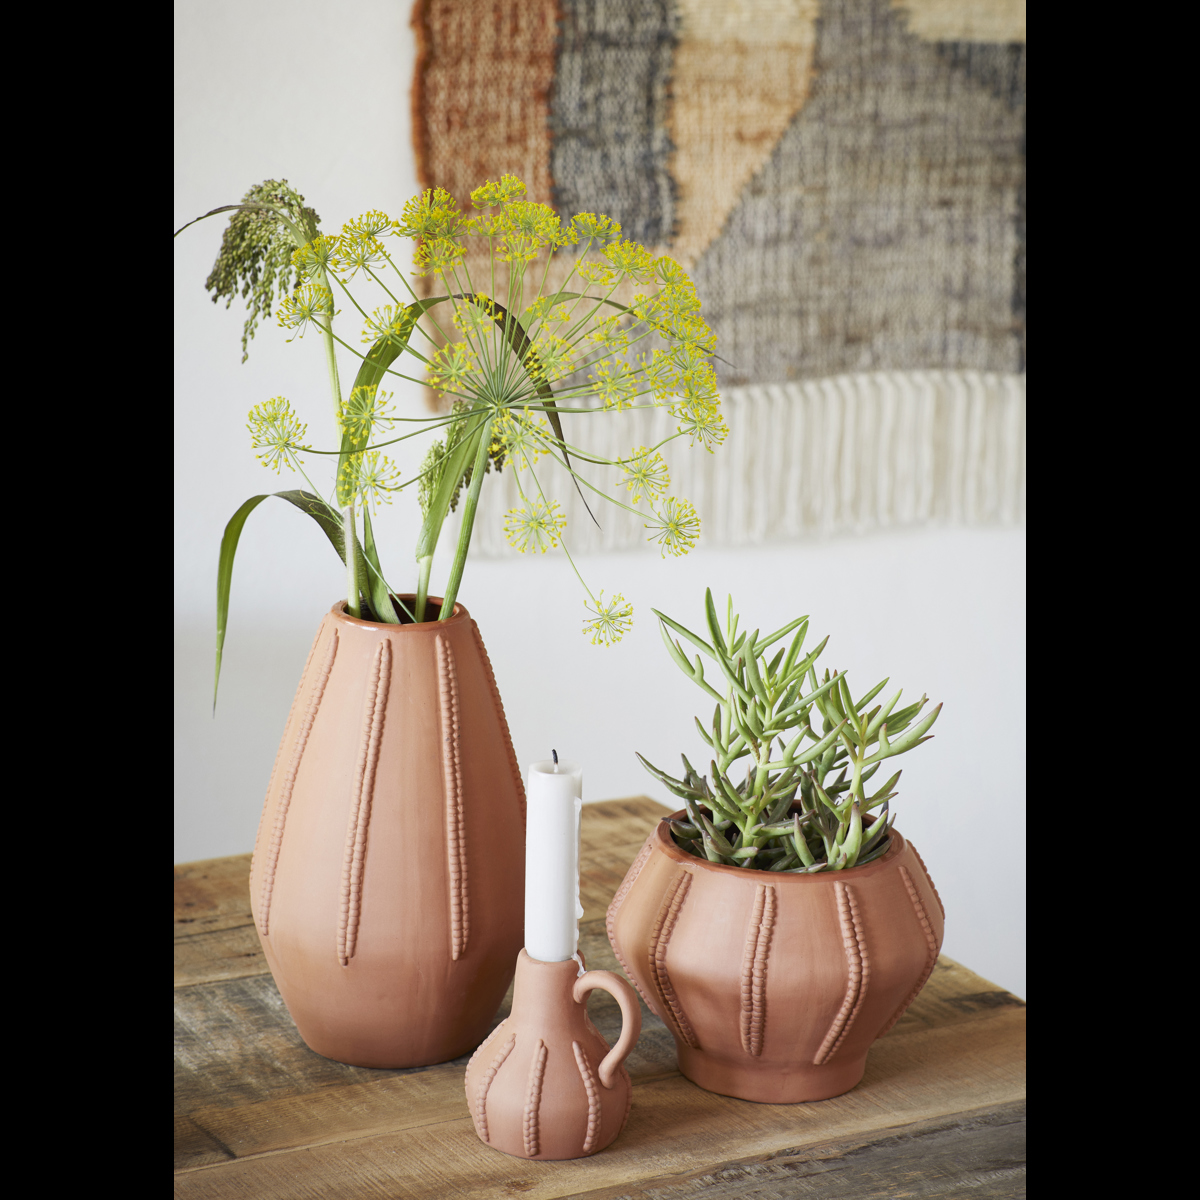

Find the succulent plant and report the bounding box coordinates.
[638,590,942,872]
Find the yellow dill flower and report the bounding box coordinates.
[524,297,571,328]
[470,175,527,209]
[671,340,715,378]
[645,497,700,557]
[662,313,717,354]
[643,346,718,405]
[681,360,720,407]
[469,292,498,317]
[362,304,416,346]
[453,298,494,340]
[662,296,699,326]
[525,333,573,382]
[396,188,465,239]
[671,398,728,450]
[652,256,691,287]
[494,407,551,470]
[504,201,560,240]
[413,236,466,277]
[292,235,340,280]
[334,234,388,279]
[339,385,395,444]
[247,397,308,473]
[575,259,618,286]
[603,240,655,282]
[499,233,542,264]
[618,447,670,504]
[504,499,567,553]
[467,211,506,238]
[582,591,634,646]
[628,292,658,324]
[342,210,393,239]
[571,212,622,243]
[589,360,638,410]
[427,341,480,395]
[276,284,334,338]
[587,315,629,354]
[339,450,401,512]
[524,296,554,324]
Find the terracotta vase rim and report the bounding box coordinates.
[329,594,469,632]
[654,810,906,883]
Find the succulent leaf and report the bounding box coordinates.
[653,608,716,661]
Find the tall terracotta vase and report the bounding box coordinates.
[607,814,944,1103]
[248,598,526,1068]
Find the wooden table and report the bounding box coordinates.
[175,798,1026,1198]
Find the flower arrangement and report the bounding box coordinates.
[179,176,725,695]
[639,590,942,872]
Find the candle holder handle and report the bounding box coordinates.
[573,970,642,1088]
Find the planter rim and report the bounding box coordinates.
[653,809,905,884]
[329,594,469,633]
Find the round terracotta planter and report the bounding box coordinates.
[606,814,944,1103]
[248,598,526,1068]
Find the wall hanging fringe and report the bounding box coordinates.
[467,370,1025,557]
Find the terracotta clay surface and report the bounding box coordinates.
[464,950,641,1160]
[248,599,526,1068]
[607,814,945,1103]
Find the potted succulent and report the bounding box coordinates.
[177,176,726,1067]
[607,590,945,1102]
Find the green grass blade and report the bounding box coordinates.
[361,506,400,623]
[215,494,271,711]
[215,489,373,711]
[271,489,371,582]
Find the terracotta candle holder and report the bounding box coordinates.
[464,950,642,1160]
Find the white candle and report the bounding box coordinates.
[524,755,584,962]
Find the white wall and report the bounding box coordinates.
[175,0,1026,1000]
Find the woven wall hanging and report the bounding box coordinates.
[411,0,1026,552]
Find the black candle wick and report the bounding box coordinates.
[552,749,559,766]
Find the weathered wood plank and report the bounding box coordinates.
[173,1010,1024,1198]
[175,934,1019,1163]
[174,922,267,988]
[174,853,267,988]
[571,1102,1027,1200]
[175,854,255,934]
[175,1116,235,1172]
[175,918,678,1119]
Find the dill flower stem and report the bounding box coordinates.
[316,285,360,612]
[341,503,361,618]
[316,301,344,416]
[416,554,433,622]
[437,417,493,620]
